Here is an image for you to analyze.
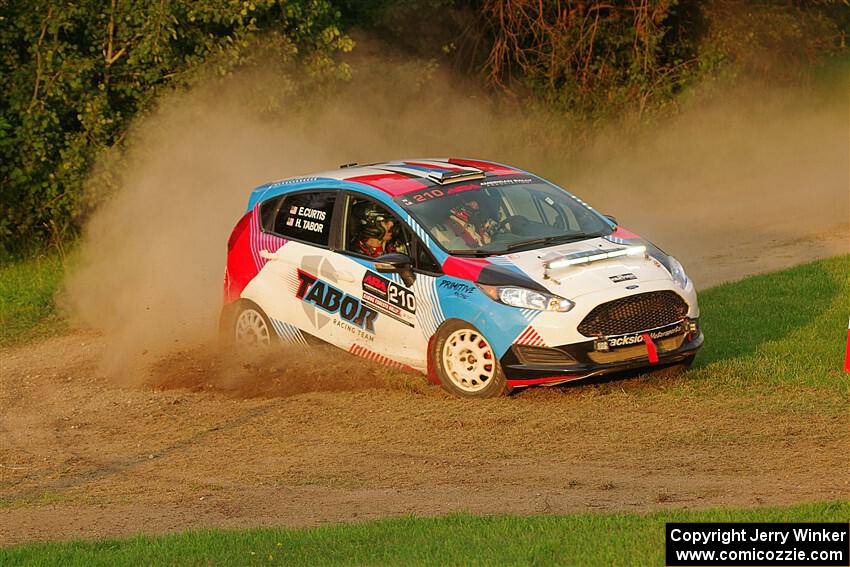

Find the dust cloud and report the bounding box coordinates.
[64,54,848,383]
[148,343,431,398]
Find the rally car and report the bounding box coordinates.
[221,158,703,398]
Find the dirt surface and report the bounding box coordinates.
[1,334,847,548]
[2,223,849,546]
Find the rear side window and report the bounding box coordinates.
[260,196,282,231]
[273,191,336,246]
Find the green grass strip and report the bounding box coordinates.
[2,502,847,566]
[0,254,66,347]
[689,255,849,394]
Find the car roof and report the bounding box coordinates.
[321,157,522,194]
[245,158,531,212]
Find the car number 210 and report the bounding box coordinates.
[388,282,416,313]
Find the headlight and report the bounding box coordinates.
[476,284,575,312]
[668,255,689,289]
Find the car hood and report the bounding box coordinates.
[486,237,674,299]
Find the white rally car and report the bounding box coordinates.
[221,158,703,398]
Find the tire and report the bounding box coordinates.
[432,320,508,398]
[232,300,275,348]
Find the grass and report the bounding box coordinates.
[0,254,67,347]
[686,255,849,395]
[2,501,847,566]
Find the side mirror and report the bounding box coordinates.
[604,214,618,226]
[374,253,416,287]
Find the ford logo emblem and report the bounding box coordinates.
[625,284,639,290]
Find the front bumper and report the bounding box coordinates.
[501,320,704,387]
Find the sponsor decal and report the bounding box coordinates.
[609,272,637,283]
[296,269,378,333]
[265,176,319,189]
[286,206,327,233]
[363,273,389,295]
[438,279,476,298]
[446,183,481,195]
[480,177,533,187]
[296,206,326,221]
[331,317,374,341]
[398,188,447,206]
[361,271,416,327]
[607,325,681,348]
[397,177,534,206]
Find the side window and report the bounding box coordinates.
[414,239,442,273]
[273,191,336,246]
[260,196,282,231]
[560,203,581,231]
[344,196,412,258]
[503,190,544,224]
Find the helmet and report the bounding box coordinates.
[351,202,391,240]
[451,196,482,225]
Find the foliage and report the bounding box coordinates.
[475,0,702,120]
[474,0,848,120]
[697,0,849,83]
[0,0,351,254]
[1,0,845,253]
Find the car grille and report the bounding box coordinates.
[587,334,685,364]
[513,345,576,365]
[578,291,688,337]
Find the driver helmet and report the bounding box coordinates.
[352,201,391,240]
[451,194,483,226]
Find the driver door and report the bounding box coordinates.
[332,194,433,368]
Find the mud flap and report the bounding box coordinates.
[641,332,659,363]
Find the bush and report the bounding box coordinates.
[474,0,848,121]
[0,0,351,255]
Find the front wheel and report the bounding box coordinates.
[232,301,274,347]
[432,320,508,398]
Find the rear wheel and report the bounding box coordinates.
[233,301,274,347]
[433,320,508,398]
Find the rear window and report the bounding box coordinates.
[272,191,336,247]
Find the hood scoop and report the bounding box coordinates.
[541,245,647,281]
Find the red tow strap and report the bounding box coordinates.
[641,333,659,363]
[844,324,850,372]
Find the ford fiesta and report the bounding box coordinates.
[221,158,703,398]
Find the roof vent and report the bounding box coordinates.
[428,170,485,185]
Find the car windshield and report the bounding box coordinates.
[395,175,613,255]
